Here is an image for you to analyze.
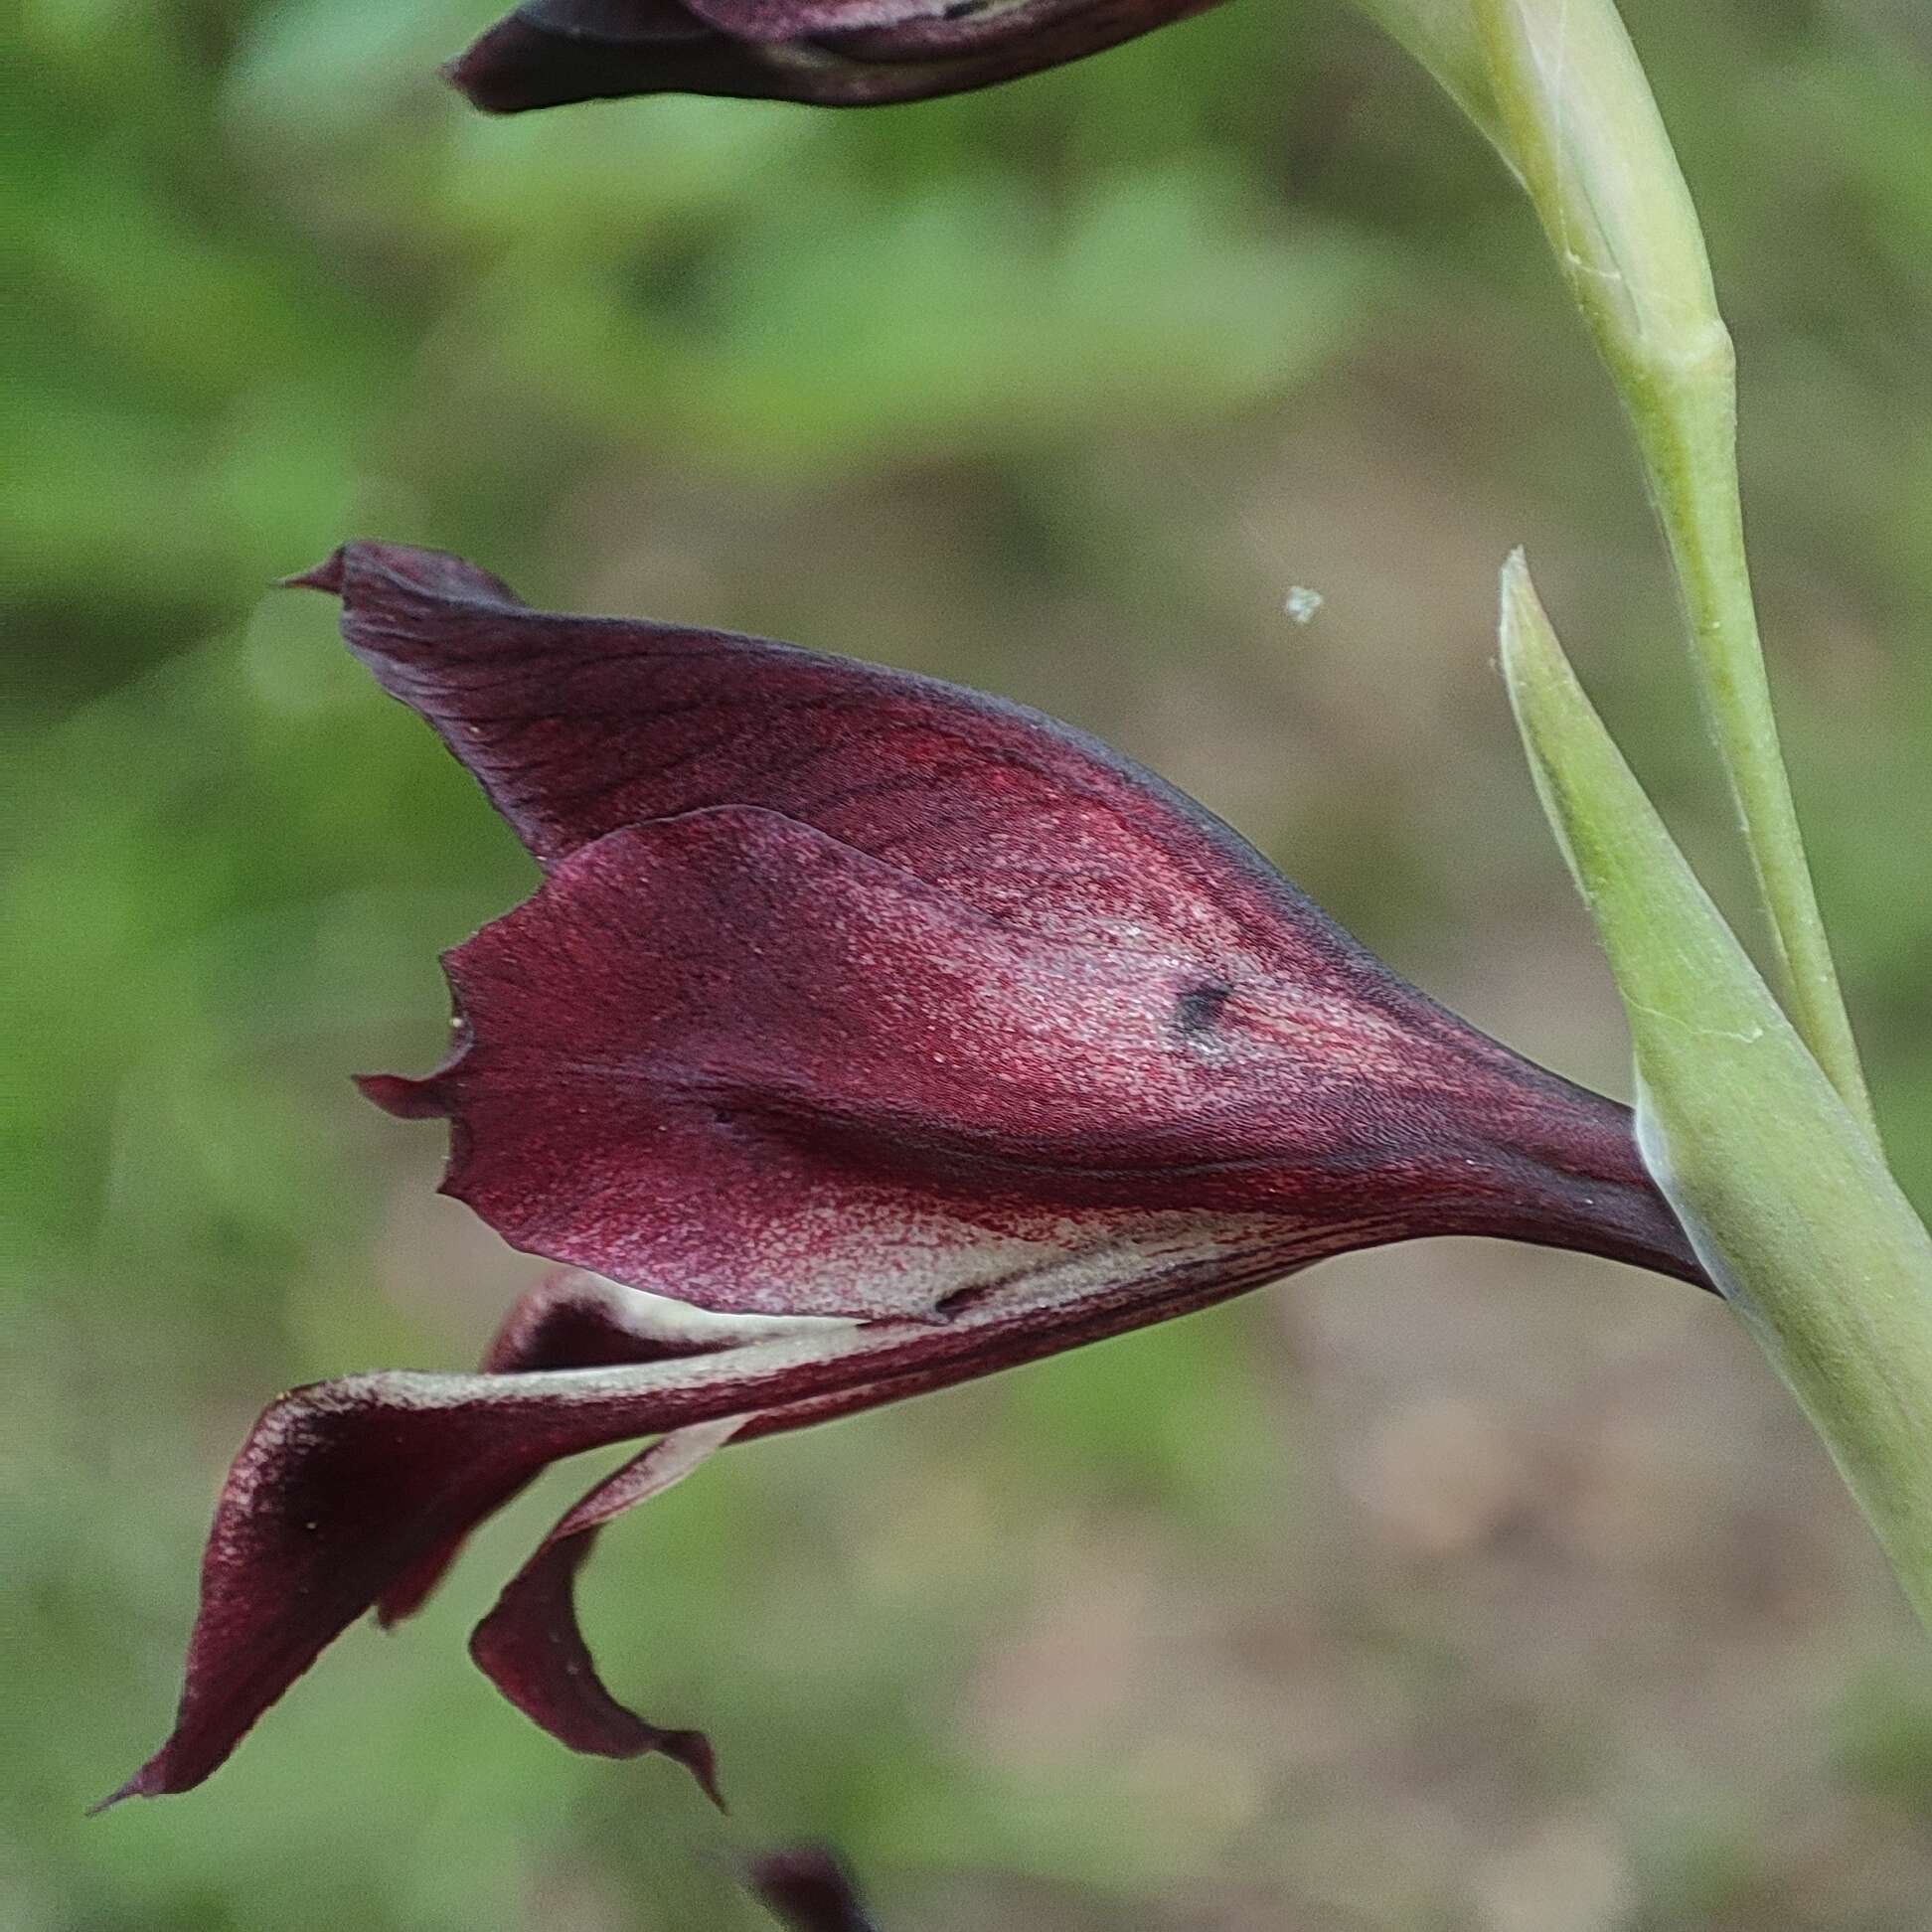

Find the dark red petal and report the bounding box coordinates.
[517,0,718,38]
[299,546,1703,1302]
[817,0,1211,61]
[678,0,1155,49]
[105,1352,822,1808]
[320,543,1702,1298]
[448,13,809,113]
[365,803,1704,1315]
[110,1239,1288,1802]
[467,1419,744,1805]
[375,1271,818,1625]
[369,806,1295,1318]
[296,540,1336,975]
[746,1848,880,1931]
[467,1356,1003,1781]
[519,0,921,47]
[448,0,1227,110]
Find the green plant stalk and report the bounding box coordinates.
[1466,0,1877,1140]
[1502,556,1932,1631]
[1621,351,1876,1138]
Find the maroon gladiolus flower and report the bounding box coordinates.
[450,0,1225,112]
[108,541,1706,1809]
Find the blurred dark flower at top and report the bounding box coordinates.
[450,0,1227,111]
[748,1847,881,1930]
[107,542,1705,1809]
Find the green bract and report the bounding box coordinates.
[1502,555,1932,1631]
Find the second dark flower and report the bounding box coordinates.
[451,0,1228,111]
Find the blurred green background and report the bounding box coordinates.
[7,1,1932,1925]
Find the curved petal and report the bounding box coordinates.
[108,1237,1292,1803]
[375,1271,835,1625]
[467,1299,1073,1778]
[467,1417,745,1805]
[293,541,1337,975]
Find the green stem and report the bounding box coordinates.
[1464,0,1878,1143]
[1619,344,1879,1140]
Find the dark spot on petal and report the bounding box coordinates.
[1174,982,1231,1040]
[941,0,987,17]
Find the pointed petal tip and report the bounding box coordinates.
[281,549,348,596]
[370,1595,415,1634]
[90,1742,207,1813]
[442,45,504,112]
[87,1772,148,1817]
[355,1070,450,1121]
[443,23,562,115]
[289,539,529,613]
[467,1591,729,1807]
[665,1728,728,1813]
